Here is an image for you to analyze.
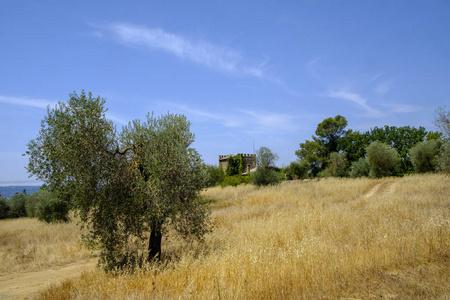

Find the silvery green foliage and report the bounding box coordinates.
[26,91,210,271]
[365,141,400,178]
[410,140,442,173]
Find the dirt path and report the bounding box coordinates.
[364,179,397,199]
[0,259,96,299]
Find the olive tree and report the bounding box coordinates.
[350,158,370,178]
[326,152,348,177]
[366,141,400,178]
[410,140,442,173]
[25,91,210,271]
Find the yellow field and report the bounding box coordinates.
[0,215,92,274]
[2,174,449,299]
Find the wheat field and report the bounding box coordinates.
[2,174,449,299]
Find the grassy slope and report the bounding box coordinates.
[3,174,448,299]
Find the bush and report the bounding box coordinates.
[437,142,450,174]
[366,141,400,178]
[326,152,348,177]
[7,193,27,218]
[410,140,442,173]
[350,158,370,178]
[203,164,225,187]
[36,196,70,223]
[220,175,251,187]
[0,197,10,219]
[251,168,280,186]
[284,160,309,180]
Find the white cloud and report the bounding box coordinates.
[384,103,422,113]
[327,91,384,118]
[0,95,57,109]
[92,23,266,78]
[239,110,295,131]
[106,113,128,125]
[159,101,296,132]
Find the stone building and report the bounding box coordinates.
[219,153,257,175]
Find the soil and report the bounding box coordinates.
[0,259,96,299]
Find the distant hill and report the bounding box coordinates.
[0,186,41,198]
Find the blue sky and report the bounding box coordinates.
[1,0,449,185]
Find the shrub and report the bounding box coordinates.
[7,193,27,218]
[203,164,225,187]
[410,140,442,173]
[36,197,70,223]
[220,175,251,187]
[251,168,280,186]
[326,152,348,177]
[350,158,370,178]
[0,197,10,219]
[366,141,400,178]
[284,160,309,180]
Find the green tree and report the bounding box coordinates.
[202,164,224,187]
[120,113,209,261]
[25,91,210,270]
[326,152,348,177]
[25,189,53,217]
[0,197,10,219]
[252,147,280,186]
[368,126,428,175]
[315,115,348,155]
[256,146,279,168]
[295,138,324,176]
[366,141,400,178]
[284,160,309,180]
[7,193,27,218]
[36,196,70,223]
[296,115,348,175]
[410,140,442,173]
[350,158,370,178]
[337,130,370,163]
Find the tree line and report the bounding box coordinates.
[0,187,69,222]
[204,106,449,185]
[290,112,448,179]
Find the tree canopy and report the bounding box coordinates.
[25,91,210,270]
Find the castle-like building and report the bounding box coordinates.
[218,153,256,175]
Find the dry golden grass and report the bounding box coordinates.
[0,216,92,274]
[9,174,450,299]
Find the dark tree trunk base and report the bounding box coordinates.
[148,226,162,261]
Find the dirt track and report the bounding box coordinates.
[0,259,96,299]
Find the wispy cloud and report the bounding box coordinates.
[91,23,266,78]
[239,110,295,131]
[0,95,57,109]
[383,103,423,113]
[106,113,128,125]
[159,101,296,133]
[0,95,127,125]
[327,91,384,118]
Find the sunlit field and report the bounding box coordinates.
[0,215,92,274]
[2,174,448,299]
